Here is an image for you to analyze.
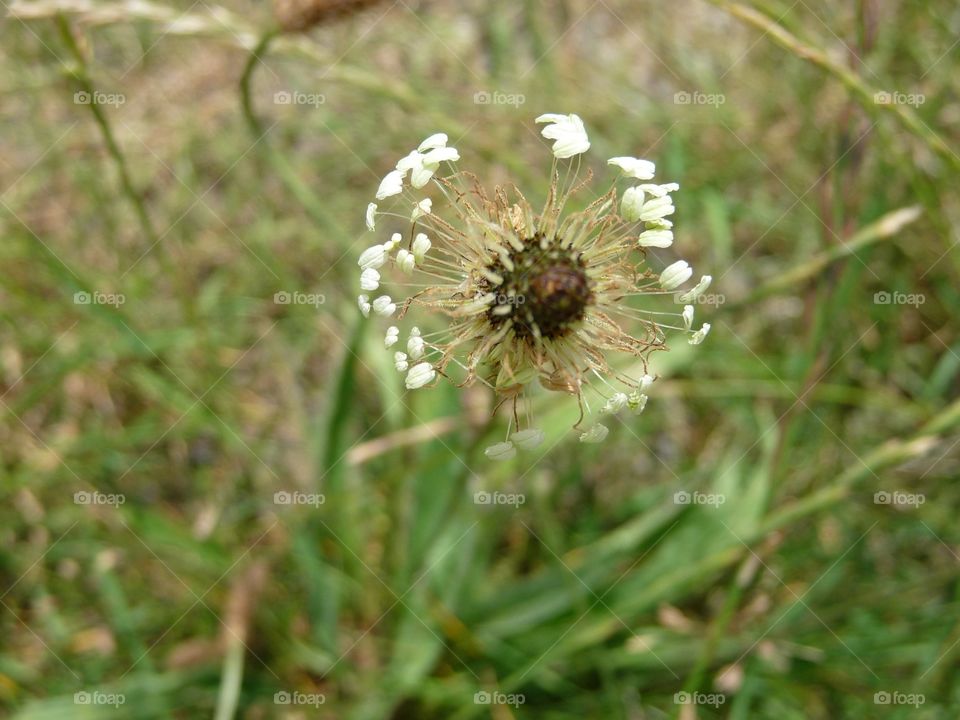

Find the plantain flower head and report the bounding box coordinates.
[357,113,710,459]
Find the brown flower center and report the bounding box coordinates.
[485,234,592,341]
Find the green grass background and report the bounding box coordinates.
[1,0,959,717]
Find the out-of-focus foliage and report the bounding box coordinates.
[1,1,959,717]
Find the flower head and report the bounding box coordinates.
[511,428,545,450]
[376,170,404,200]
[385,326,399,347]
[398,137,461,188]
[535,113,590,159]
[608,156,656,179]
[484,441,517,461]
[659,260,693,290]
[360,268,380,291]
[358,115,710,456]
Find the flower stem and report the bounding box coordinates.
[238,30,342,234]
[55,15,190,312]
[726,205,923,309]
[707,0,960,173]
[56,16,158,246]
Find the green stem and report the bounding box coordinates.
[761,398,960,534]
[239,30,343,234]
[725,205,922,309]
[19,1,467,132]
[55,15,191,317]
[675,553,753,718]
[706,0,960,173]
[213,637,245,720]
[56,16,159,246]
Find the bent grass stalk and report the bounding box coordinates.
[238,29,342,234]
[708,0,960,174]
[726,205,923,309]
[55,15,192,315]
[14,0,466,132]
